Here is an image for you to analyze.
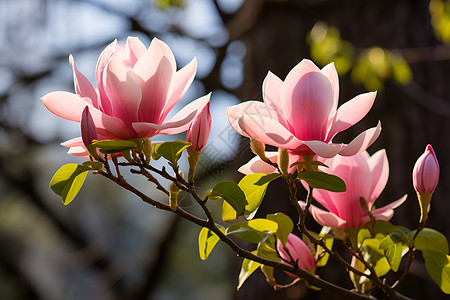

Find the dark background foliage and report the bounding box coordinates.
[0,0,449,299]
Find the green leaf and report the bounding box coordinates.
[413,228,449,254]
[50,163,92,205]
[198,225,225,260]
[316,234,334,267]
[379,235,404,272]
[360,235,391,277]
[222,200,237,222]
[238,173,280,219]
[226,219,278,243]
[152,140,191,165]
[266,213,293,246]
[260,265,276,286]
[256,235,281,262]
[92,140,138,154]
[298,171,346,192]
[423,250,450,294]
[210,181,247,216]
[82,161,103,170]
[237,251,261,290]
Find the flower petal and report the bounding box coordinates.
[96,39,118,115]
[361,195,407,224]
[238,152,279,174]
[103,56,142,125]
[162,57,197,120]
[327,92,377,140]
[321,62,339,114]
[136,56,173,124]
[338,121,381,156]
[367,149,389,206]
[67,146,90,158]
[239,113,303,150]
[42,91,130,139]
[262,71,290,128]
[133,38,176,81]
[282,59,333,141]
[133,94,210,136]
[69,55,98,108]
[302,140,343,158]
[61,137,84,147]
[123,37,147,67]
[299,201,347,229]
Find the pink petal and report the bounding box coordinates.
[262,71,290,128]
[133,94,210,136]
[282,59,333,141]
[103,56,142,125]
[133,38,176,81]
[302,140,343,158]
[238,152,279,174]
[239,113,304,150]
[61,137,83,147]
[227,101,286,138]
[96,39,118,115]
[321,62,339,114]
[327,92,377,140]
[136,56,173,124]
[42,91,130,139]
[299,201,347,229]
[162,58,197,120]
[367,149,389,206]
[338,121,381,156]
[67,146,90,158]
[123,37,147,67]
[361,195,407,224]
[69,55,98,108]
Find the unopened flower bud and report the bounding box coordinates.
[187,101,211,152]
[412,144,439,224]
[278,148,289,177]
[169,181,180,212]
[187,151,201,184]
[276,234,316,276]
[142,138,153,164]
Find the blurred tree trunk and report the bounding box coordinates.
[231,0,449,299]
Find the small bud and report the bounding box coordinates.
[142,138,153,164]
[169,181,180,211]
[81,106,97,146]
[187,102,211,152]
[413,144,439,194]
[187,151,201,184]
[278,148,289,177]
[413,144,439,224]
[359,197,370,215]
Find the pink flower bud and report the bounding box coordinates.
[276,234,316,274]
[186,101,211,152]
[81,106,97,146]
[413,144,439,194]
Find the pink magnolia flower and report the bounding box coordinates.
[300,150,407,229]
[42,37,210,156]
[413,144,439,194]
[276,233,316,273]
[81,106,97,146]
[227,59,381,159]
[186,101,211,152]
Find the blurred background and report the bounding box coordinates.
[1,0,450,299]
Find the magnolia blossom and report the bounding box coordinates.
[42,37,210,156]
[300,150,407,229]
[413,144,439,195]
[276,234,316,273]
[80,106,98,146]
[227,59,381,159]
[186,101,211,152]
